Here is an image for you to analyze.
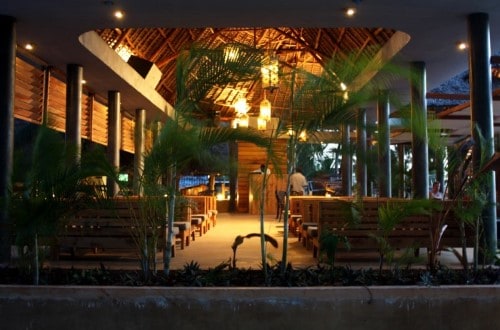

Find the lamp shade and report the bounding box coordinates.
[259,98,271,121]
[261,55,279,90]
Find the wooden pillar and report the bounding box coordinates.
[468,12,497,254]
[107,91,121,197]
[0,15,16,264]
[356,109,367,196]
[377,91,391,197]
[410,61,429,199]
[65,64,83,164]
[134,108,146,196]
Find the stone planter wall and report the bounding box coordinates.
[1,285,499,329]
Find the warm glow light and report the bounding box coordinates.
[257,117,267,130]
[298,130,307,141]
[238,113,249,128]
[81,79,87,84]
[114,10,124,19]
[24,43,34,51]
[261,54,279,90]
[343,91,349,101]
[216,193,224,201]
[340,82,347,91]
[457,42,468,51]
[259,97,271,121]
[224,44,240,63]
[345,7,356,17]
[234,97,250,115]
[116,45,133,62]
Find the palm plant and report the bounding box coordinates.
[273,49,411,271]
[143,44,275,275]
[370,199,434,273]
[9,125,117,284]
[434,126,493,271]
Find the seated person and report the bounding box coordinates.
[430,181,443,200]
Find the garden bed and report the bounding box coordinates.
[1,262,499,287]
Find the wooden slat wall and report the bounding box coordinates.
[92,99,108,145]
[145,128,153,152]
[237,139,287,213]
[14,58,43,124]
[81,93,92,139]
[121,115,135,153]
[46,75,66,132]
[13,56,159,156]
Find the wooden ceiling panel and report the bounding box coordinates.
[96,27,396,123]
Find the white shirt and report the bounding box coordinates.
[289,172,307,194]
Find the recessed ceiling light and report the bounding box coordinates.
[345,7,357,17]
[24,43,34,51]
[114,10,124,19]
[457,41,468,51]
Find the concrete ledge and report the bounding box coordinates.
[1,285,499,329]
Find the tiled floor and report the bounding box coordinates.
[47,212,472,271]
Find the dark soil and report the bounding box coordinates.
[1,262,499,287]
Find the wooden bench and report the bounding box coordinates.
[185,195,217,233]
[311,198,430,258]
[311,198,476,260]
[55,198,187,258]
[289,196,353,245]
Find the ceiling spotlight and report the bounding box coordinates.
[345,7,357,17]
[457,42,468,51]
[24,43,34,51]
[114,10,124,19]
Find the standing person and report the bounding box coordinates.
[289,167,308,195]
[252,164,270,175]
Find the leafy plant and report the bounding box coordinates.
[319,228,350,270]
[428,126,494,271]
[9,125,117,284]
[370,199,433,274]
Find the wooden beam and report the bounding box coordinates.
[426,92,470,100]
[428,88,500,102]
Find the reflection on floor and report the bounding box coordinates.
[47,212,472,271]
